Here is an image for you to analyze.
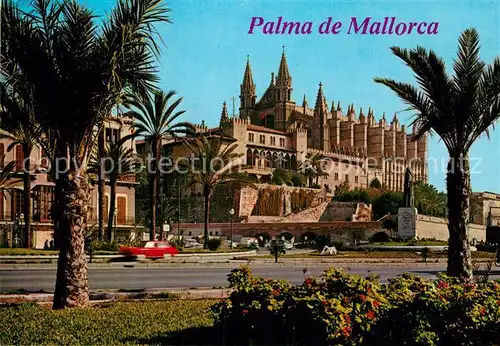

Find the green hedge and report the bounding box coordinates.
[212,267,500,345]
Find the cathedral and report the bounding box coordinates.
[200,49,427,193]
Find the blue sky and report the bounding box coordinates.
[76,1,500,192]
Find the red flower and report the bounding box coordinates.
[305,278,312,286]
[359,294,367,302]
[480,307,486,316]
[343,297,349,304]
[272,289,280,296]
[342,326,352,337]
[372,300,380,308]
[322,300,328,307]
[242,309,248,315]
[344,315,351,324]
[437,281,449,289]
[497,300,500,306]
[366,310,376,320]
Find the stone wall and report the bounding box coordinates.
[175,221,387,242]
[416,215,486,242]
[246,201,329,223]
[320,202,358,221]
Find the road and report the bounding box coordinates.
[2,263,499,292]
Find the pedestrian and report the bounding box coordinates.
[49,239,54,249]
[44,240,49,250]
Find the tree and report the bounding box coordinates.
[127,90,193,241]
[0,83,41,248]
[271,167,292,185]
[372,191,403,220]
[1,0,171,308]
[374,28,500,280]
[89,139,137,241]
[184,136,255,248]
[299,153,328,187]
[334,179,350,197]
[413,181,447,217]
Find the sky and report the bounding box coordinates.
[59,0,500,192]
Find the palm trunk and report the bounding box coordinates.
[149,140,159,241]
[22,144,31,249]
[446,155,473,281]
[203,188,211,249]
[107,179,117,242]
[308,176,313,188]
[97,129,105,241]
[52,169,90,309]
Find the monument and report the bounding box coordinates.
[398,167,418,239]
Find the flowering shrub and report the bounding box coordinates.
[212,266,500,345]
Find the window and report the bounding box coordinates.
[345,174,348,181]
[33,186,54,222]
[105,128,120,144]
[271,137,276,145]
[117,197,126,224]
[279,138,285,147]
[355,176,359,183]
[259,135,265,144]
[334,173,339,180]
[248,133,254,142]
[41,148,48,168]
[13,190,23,218]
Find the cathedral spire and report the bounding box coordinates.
[337,101,341,112]
[302,94,308,111]
[359,107,366,123]
[331,101,336,114]
[314,82,327,116]
[348,103,355,121]
[240,55,256,111]
[220,101,229,125]
[276,46,292,101]
[276,46,291,85]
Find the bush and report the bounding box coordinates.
[314,234,331,250]
[331,240,344,250]
[206,238,221,251]
[212,267,500,346]
[92,241,120,252]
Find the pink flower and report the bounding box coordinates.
[242,309,248,315]
[359,294,367,302]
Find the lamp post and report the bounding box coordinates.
[229,208,235,249]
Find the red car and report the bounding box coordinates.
[119,241,179,260]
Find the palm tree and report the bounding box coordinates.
[97,129,106,242]
[0,83,40,249]
[90,139,137,241]
[127,90,194,241]
[299,153,328,187]
[184,136,255,248]
[1,0,171,308]
[374,28,500,281]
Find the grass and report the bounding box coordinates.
[0,300,216,345]
[0,248,117,256]
[369,240,448,246]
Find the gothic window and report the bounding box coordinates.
[248,133,254,142]
[355,176,359,183]
[344,174,349,181]
[334,173,339,180]
[271,137,276,145]
[246,149,253,166]
[13,190,23,219]
[260,135,265,144]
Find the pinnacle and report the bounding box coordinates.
[242,56,255,92]
[276,48,291,86]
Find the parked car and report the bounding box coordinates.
[119,241,179,260]
[238,237,259,248]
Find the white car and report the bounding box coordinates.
[183,238,202,249]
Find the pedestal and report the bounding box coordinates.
[398,207,418,240]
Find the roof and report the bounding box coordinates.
[247,124,289,135]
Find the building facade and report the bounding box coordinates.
[0,114,138,249]
[186,50,428,194]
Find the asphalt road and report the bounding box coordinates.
[2,263,499,292]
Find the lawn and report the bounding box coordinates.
[0,300,216,345]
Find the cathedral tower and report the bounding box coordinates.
[239,56,256,120]
[312,82,329,150]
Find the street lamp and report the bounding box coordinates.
[229,208,235,249]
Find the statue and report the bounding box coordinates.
[403,167,414,207]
